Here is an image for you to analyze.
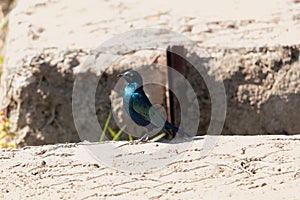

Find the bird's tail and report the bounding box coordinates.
[164,121,193,138]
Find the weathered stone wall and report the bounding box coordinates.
[0,0,15,15]
[217,46,300,134]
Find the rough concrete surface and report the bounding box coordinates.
[0,136,300,199]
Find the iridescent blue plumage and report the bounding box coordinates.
[118,70,191,139]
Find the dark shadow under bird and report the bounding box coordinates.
[118,70,191,140]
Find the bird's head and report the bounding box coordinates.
[118,70,143,85]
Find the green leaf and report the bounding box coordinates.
[112,125,126,141]
[128,134,133,141]
[108,127,116,137]
[0,56,4,76]
[99,112,112,142]
[151,133,166,142]
[0,56,4,65]
[8,132,16,137]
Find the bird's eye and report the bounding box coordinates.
[129,73,134,77]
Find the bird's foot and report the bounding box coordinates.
[136,134,149,143]
[114,134,150,149]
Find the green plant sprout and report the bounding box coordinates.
[99,112,131,142]
[0,111,17,148]
[151,132,166,142]
[0,56,4,76]
[99,112,165,142]
[99,112,112,142]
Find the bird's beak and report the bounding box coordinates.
[117,73,124,77]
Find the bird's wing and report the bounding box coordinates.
[131,92,166,129]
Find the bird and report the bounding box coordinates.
[118,69,191,140]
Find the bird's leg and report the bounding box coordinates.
[114,134,150,149]
[136,134,149,143]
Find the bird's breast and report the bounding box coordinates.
[123,83,139,115]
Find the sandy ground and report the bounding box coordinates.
[0,135,300,199]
